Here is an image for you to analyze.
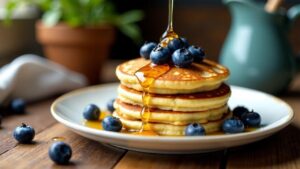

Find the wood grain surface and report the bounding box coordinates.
[0,80,299,169]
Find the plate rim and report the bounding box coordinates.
[51,83,294,142]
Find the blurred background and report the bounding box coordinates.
[112,0,300,61]
[0,0,299,83]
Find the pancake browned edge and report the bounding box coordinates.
[114,99,229,125]
[118,83,231,112]
[116,58,230,94]
[113,110,232,136]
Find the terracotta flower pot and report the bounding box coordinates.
[35,21,115,84]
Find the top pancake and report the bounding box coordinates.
[116,58,230,94]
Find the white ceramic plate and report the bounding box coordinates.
[51,83,294,154]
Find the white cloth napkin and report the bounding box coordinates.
[0,54,87,102]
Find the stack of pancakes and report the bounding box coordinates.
[114,58,231,136]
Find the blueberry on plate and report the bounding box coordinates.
[168,38,184,52]
[241,111,261,127]
[180,37,189,47]
[232,106,249,119]
[13,123,35,143]
[150,46,171,65]
[222,118,245,134]
[172,48,194,68]
[188,46,205,62]
[185,123,205,136]
[83,104,100,121]
[49,141,72,165]
[140,42,157,59]
[11,99,26,114]
[102,116,122,132]
[107,99,115,113]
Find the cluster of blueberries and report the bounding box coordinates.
[185,106,261,136]
[223,106,261,133]
[140,37,206,68]
[83,99,122,132]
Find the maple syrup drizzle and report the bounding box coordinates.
[132,0,180,135]
[134,64,170,135]
[160,0,179,47]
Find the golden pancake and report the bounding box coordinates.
[117,83,231,111]
[114,99,228,125]
[113,111,232,136]
[116,58,230,94]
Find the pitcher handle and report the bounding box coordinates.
[288,5,300,72]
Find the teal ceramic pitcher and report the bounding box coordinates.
[220,0,300,94]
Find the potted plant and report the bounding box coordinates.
[5,0,143,84]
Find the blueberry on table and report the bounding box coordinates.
[180,37,189,48]
[222,118,245,134]
[107,99,115,113]
[11,99,26,114]
[185,123,206,136]
[83,104,100,121]
[241,111,261,127]
[232,106,249,119]
[102,116,122,132]
[168,38,184,52]
[172,48,194,68]
[188,46,205,62]
[13,123,35,143]
[150,46,171,65]
[140,42,157,59]
[49,141,72,165]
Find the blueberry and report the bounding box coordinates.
[180,37,189,47]
[140,42,157,59]
[102,116,122,132]
[83,104,100,121]
[222,118,245,134]
[168,38,184,52]
[185,123,205,136]
[188,46,205,62]
[241,111,261,127]
[13,123,35,143]
[107,99,115,113]
[172,48,194,68]
[150,46,171,65]
[11,99,26,114]
[232,106,249,119]
[49,141,72,165]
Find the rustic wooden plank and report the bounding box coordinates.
[114,150,224,169]
[226,125,300,169]
[0,124,126,169]
[0,99,57,155]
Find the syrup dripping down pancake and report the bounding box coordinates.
[117,83,231,112]
[114,99,228,125]
[116,58,230,94]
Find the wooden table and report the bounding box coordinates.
[1,78,300,169]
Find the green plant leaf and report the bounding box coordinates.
[4,0,144,41]
[42,0,61,26]
[119,24,142,44]
[119,10,144,25]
